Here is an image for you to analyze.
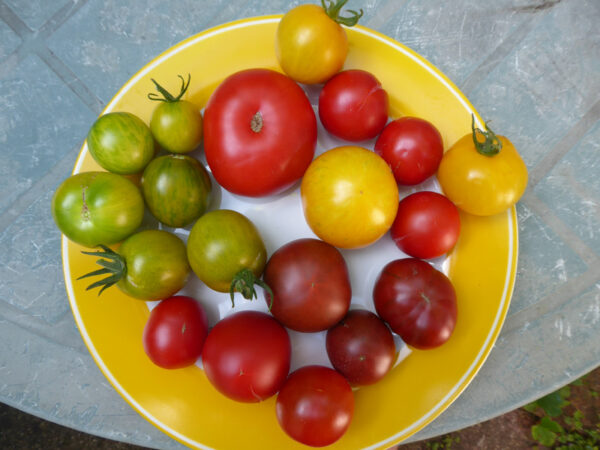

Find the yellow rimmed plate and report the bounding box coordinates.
[63,15,518,450]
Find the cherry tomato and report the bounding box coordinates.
[263,238,351,332]
[437,116,528,216]
[275,1,363,84]
[276,365,354,447]
[374,117,444,185]
[148,74,203,154]
[79,230,190,300]
[142,295,208,369]
[203,68,316,197]
[141,154,211,228]
[373,258,457,350]
[318,69,388,142]
[52,171,144,248]
[391,191,460,259]
[202,310,291,403]
[301,146,399,249]
[87,112,155,175]
[326,309,396,385]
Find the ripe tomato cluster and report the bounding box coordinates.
[52,1,528,447]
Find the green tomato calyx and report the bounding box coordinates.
[321,0,363,27]
[148,73,191,103]
[230,268,274,309]
[78,245,126,295]
[471,114,502,157]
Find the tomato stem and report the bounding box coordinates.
[230,268,274,309]
[321,0,363,26]
[78,245,126,295]
[250,112,263,133]
[147,74,191,103]
[471,114,502,157]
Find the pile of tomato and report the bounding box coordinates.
[52,1,528,447]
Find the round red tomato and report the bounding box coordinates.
[391,191,460,259]
[142,296,208,369]
[203,68,317,197]
[263,238,351,332]
[276,365,354,447]
[201,310,291,403]
[318,69,388,142]
[374,117,444,185]
[373,258,457,349]
[326,309,396,385]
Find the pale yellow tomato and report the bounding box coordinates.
[301,146,399,249]
[275,2,363,85]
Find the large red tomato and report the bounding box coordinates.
[263,238,351,332]
[201,310,291,402]
[373,258,457,350]
[276,365,354,447]
[391,191,460,259]
[203,68,317,197]
[142,296,208,369]
[318,69,388,142]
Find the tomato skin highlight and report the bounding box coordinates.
[52,171,144,248]
[87,112,155,175]
[202,310,291,403]
[143,295,208,369]
[373,258,457,350]
[203,68,317,197]
[276,365,354,447]
[318,70,389,142]
[391,191,460,259]
[263,238,351,332]
[375,117,444,185]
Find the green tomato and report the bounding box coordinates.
[187,210,268,299]
[150,101,203,154]
[141,154,211,228]
[52,171,144,247]
[80,230,190,300]
[87,112,155,175]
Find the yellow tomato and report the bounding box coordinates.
[437,117,528,216]
[275,1,363,84]
[301,146,399,249]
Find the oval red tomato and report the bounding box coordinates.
[326,309,396,385]
[373,258,457,349]
[263,238,351,332]
[374,117,444,185]
[391,191,460,259]
[142,295,208,369]
[318,69,388,142]
[203,68,317,197]
[201,310,291,403]
[276,365,354,447]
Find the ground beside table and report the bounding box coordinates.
[0,1,598,449]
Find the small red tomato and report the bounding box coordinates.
[276,365,354,447]
[326,309,396,385]
[391,191,460,259]
[263,238,351,332]
[373,258,457,349]
[202,310,291,403]
[318,69,388,142]
[142,296,208,369]
[374,117,444,185]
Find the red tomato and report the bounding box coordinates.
[263,238,351,332]
[203,68,317,197]
[326,309,396,385]
[201,310,291,402]
[318,69,388,142]
[374,117,444,185]
[373,258,457,349]
[276,365,354,447]
[391,191,460,259]
[142,296,208,369]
